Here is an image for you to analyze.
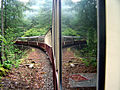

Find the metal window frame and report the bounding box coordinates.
[97,0,106,90]
[52,0,62,90]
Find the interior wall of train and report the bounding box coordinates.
[105,0,120,90]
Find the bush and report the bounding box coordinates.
[0,67,8,76]
[3,63,12,70]
[0,28,26,77]
[72,45,97,67]
[22,27,48,37]
[62,28,78,36]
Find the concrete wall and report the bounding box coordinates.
[44,30,52,47]
[105,0,120,90]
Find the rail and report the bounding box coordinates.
[15,39,86,90]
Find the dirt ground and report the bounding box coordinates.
[0,46,96,90]
[0,47,53,89]
[62,48,97,90]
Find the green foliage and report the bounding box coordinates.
[3,59,22,69]
[0,0,30,77]
[0,28,23,61]
[80,57,97,67]
[3,63,12,70]
[0,35,7,44]
[0,67,8,76]
[81,58,89,67]
[2,0,30,28]
[23,27,48,37]
[14,59,22,68]
[62,0,97,67]
[73,46,97,67]
[0,28,26,77]
[24,0,52,30]
[62,28,78,36]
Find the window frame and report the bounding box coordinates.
[97,0,106,90]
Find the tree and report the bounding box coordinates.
[0,0,31,64]
[61,0,97,65]
[25,0,52,29]
[74,0,97,54]
[3,0,31,36]
[4,0,7,30]
[1,0,5,64]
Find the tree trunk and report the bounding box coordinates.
[5,0,7,29]
[4,0,7,61]
[1,0,5,64]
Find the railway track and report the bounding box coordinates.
[15,41,58,90]
[0,47,54,89]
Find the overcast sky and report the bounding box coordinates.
[72,0,81,2]
[0,0,81,18]
[22,0,81,18]
[19,0,29,3]
[19,0,81,3]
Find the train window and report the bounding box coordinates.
[0,0,106,89]
[61,0,105,90]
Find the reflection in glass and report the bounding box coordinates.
[62,0,97,89]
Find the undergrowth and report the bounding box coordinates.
[0,46,29,79]
[70,45,97,67]
[0,28,29,78]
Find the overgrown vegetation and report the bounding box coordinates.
[0,0,97,78]
[0,0,52,77]
[72,46,97,67]
[0,29,27,77]
[62,0,97,67]
[22,27,48,37]
[0,0,31,77]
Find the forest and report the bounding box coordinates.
[0,0,97,76]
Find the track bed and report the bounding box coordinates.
[0,47,53,89]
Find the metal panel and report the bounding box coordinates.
[56,0,62,89]
[44,29,52,47]
[105,0,120,90]
[52,0,62,89]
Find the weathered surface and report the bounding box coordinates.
[0,47,53,89]
[69,73,97,87]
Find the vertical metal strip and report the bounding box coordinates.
[52,0,62,89]
[55,0,57,69]
[52,1,57,89]
[52,0,58,90]
[56,0,62,89]
[97,0,106,90]
[52,0,55,56]
[58,0,62,89]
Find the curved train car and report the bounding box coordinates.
[15,37,57,90]
[15,35,84,90]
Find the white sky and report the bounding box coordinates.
[72,0,81,2]
[18,0,81,3]
[19,0,29,3]
[15,0,81,18]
